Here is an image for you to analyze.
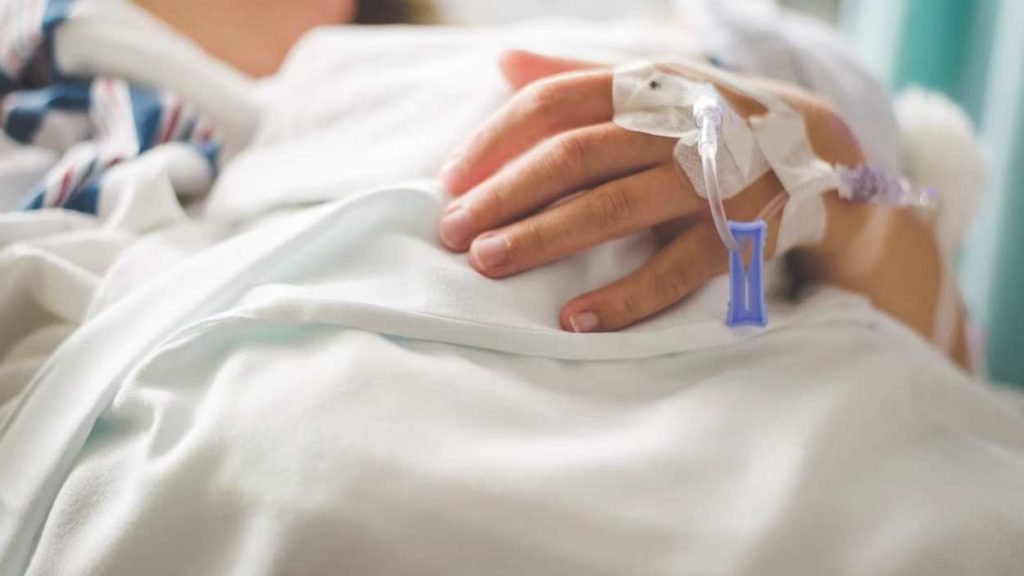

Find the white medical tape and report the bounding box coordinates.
[612,61,839,254]
[613,62,769,202]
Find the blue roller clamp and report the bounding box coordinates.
[726,220,768,328]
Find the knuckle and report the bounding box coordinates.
[621,292,647,320]
[805,101,864,164]
[512,219,553,255]
[549,133,589,174]
[590,185,635,228]
[690,227,726,273]
[650,266,692,304]
[473,188,506,227]
[813,103,849,137]
[525,81,567,126]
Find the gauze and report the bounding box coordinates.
[612,61,839,254]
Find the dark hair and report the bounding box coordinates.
[355,0,437,24]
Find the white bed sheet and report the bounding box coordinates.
[0,12,1022,576]
[17,180,1024,575]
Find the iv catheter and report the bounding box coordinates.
[612,61,939,330]
[693,96,769,327]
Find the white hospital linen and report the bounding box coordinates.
[1,11,1023,576]
[18,183,1024,576]
[0,0,257,422]
[0,137,55,212]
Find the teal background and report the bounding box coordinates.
[842,0,1024,387]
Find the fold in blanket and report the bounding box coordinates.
[3,8,1023,576]
[0,0,222,213]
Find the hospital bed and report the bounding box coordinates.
[1,1,1022,574]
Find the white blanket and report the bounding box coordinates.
[2,10,1023,576]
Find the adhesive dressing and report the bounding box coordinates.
[612,60,940,330]
[613,61,838,255]
[612,63,770,205]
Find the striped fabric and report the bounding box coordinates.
[0,0,222,214]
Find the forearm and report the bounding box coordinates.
[785,97,969,368]
[799,197,969,368]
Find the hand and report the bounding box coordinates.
[439,50,865,333]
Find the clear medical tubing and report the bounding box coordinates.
[693,96,740,253]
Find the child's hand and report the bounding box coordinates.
[439,50,864,334]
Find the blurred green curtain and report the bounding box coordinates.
[842,0,1024,386]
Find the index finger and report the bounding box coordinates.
[441,69,613,196]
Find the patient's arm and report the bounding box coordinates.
[439,51,968,368]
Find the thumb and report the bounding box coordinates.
[499,49,601,90]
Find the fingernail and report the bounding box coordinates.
[445,200,462,215]
[440,209,473,248]
[472,234,509,269]
[569,311,600,334]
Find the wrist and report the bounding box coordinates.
[796,192,900,284]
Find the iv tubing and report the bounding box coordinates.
[695,96,740,252]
